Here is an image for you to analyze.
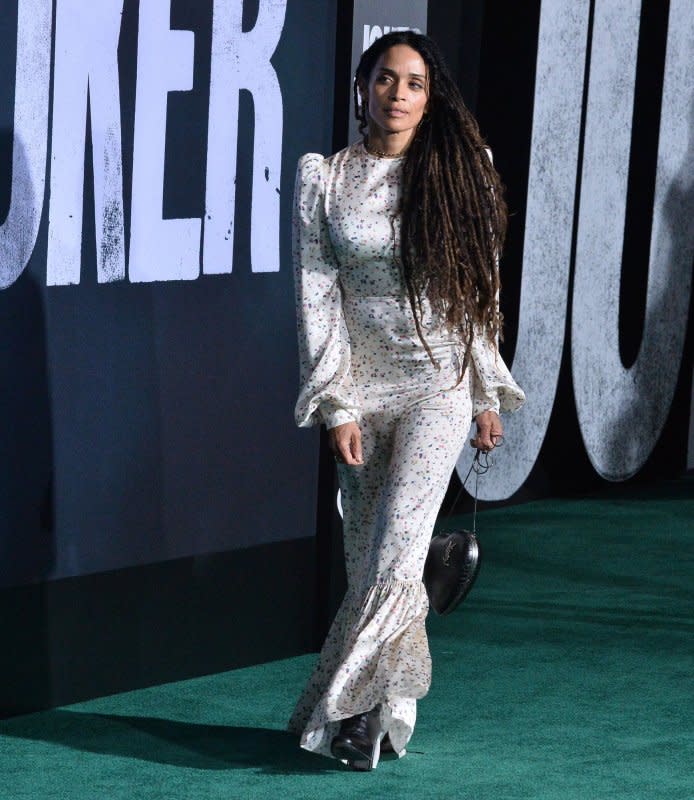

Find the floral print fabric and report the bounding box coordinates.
[289,142,525,759]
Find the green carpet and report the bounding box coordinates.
[2,477,692,799]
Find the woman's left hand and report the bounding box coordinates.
[471,410,503,452]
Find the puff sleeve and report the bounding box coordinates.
[470,145,525,417]
[470,329,525,418]
[292,154,361,429]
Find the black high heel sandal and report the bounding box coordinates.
[330,707,384,771]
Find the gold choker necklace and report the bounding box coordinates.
[364,141,406,158]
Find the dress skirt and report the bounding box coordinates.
[288,294,475,758]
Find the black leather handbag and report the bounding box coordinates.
[423,529,481,615]
[423,448,490,616]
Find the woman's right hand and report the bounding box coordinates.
[328,421,364,466]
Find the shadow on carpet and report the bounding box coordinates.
[1,709,333,775]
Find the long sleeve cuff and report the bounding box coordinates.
[470,333,525,419]
[319,402,358,430]
[472,392,501,419]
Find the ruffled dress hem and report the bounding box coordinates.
[287,577,431,760]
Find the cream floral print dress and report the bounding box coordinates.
[288,141,525,759]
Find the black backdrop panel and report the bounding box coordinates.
[0,0,337,587]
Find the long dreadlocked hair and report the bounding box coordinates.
[354,31,508,379]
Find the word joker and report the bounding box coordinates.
[0,0,287,288]
[456,0,694,490]
[362,24,422,51]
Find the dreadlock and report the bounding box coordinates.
[353,31,508,380]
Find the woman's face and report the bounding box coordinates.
[363,44,429,140]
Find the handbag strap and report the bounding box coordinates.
[444,440,503,535]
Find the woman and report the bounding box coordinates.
[288,31,525,770]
